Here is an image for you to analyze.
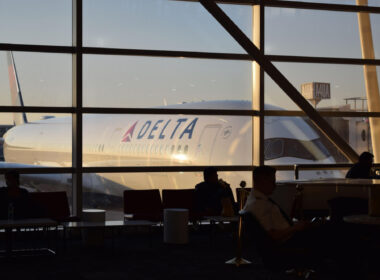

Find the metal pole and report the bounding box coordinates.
[356,0,380,163]
[225,187,251,266]
[72,0,83,218]
[252,1,265,168]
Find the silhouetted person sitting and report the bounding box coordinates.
[194,167,235,216]
[0,171,31,219]
[346,151,378,179]
[242,166,364,275]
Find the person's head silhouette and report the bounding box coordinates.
[358,152,374,169]
[203,167,218,184]
[253,166,277,195]
[4,170,20,190]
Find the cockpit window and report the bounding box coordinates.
[264,138,330,161]
[264,138,284,160]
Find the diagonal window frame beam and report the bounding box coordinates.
[199,0,359,162]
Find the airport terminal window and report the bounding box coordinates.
[2,0,380,216]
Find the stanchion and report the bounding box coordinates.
[225,181,251,267]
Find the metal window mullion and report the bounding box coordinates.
[264,110,380,117]
[82,166,255,173]
[252,1,265,167]
[82,107,259,115]
[2,43,380,66]
[269,55,380,66]
[178,0,380,13]
[72,0,83,218]
[261,0,380,13]
[0,106,75,113]
[0,168,74,174]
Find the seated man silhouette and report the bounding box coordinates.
[346,151,378,179]
[0,171,31,219]
[242,166,363,269]
[194,167,235,217]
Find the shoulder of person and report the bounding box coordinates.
[195,182,206,190]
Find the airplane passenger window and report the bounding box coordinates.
[184,145,188,154]
[177,145,182,153]
[171,145,175,154]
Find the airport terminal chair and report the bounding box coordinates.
[123,189,163,222]
[29,191,78,222]
[162,189,203,222]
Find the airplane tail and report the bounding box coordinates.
[6,51,28,125]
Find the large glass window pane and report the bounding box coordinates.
[0,52,72,107]
[265,64,379,111]
[83,114,252,167]
[277,0,380,6]
[83,0,249,53]
[264,116,346,165]
[265,116,380,164]
[1,113,72,167]
[0,0,72,45]
[83,171,251,220]
[83,55,252,108]
[265,8,380,58]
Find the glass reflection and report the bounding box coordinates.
[83,55,252,108]
[265,8,380,58]
[0,0,72,46]
[83,0,249,53]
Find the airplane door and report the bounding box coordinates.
[195,125,221,165]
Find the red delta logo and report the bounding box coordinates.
[121,121,138,142]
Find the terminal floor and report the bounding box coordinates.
[0,228,378,280]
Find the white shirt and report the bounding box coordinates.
[242,189,291,232]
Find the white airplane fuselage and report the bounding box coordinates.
[3,101,338,198]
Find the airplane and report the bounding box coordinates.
[1,51,340,211]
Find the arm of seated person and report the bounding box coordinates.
[268,220,311,242]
